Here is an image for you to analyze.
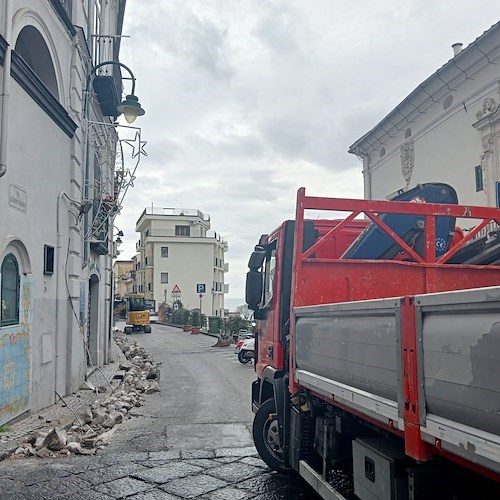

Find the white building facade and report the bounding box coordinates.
[135,208,229,318]
[349,22,500,210]
[0,0,139,426]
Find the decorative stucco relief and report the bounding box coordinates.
[476,97,498,121]
[480,133,497,198]
[401,138,414,185]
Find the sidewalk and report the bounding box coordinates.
[0,335,126,461]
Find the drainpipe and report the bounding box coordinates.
[55,192,68,401]
[0,0,12,178]
[352,148,372,200]
[362,153,372,200]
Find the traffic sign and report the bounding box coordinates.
[196,283,206,294]
[172,284,181,294]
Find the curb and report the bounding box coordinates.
[158,321,221,339]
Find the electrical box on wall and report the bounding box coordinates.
[44,245,54,275]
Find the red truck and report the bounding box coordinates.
[246,184,500,500]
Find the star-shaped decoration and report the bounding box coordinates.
[121,131,147,159]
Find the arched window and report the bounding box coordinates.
[15,25,59,99]
[1,254,20,326]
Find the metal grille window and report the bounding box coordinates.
[161,247,168,257]
[175,225,190,236]
[1,254,20,326]
[161,273,168,284]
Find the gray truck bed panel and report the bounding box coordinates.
[295,301,400,403]
[419,303,500,435]
[294,287,500,471]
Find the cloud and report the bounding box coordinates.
[118,0,499,305]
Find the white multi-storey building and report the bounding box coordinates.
[135,208,228,318]
[0,1,143,426]
[349,22,500,210]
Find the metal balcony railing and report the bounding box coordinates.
[140,207,210,221]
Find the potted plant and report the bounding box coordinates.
[181,309,191,331]
[191,310,201,334]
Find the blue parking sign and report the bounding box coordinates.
[197,283,206,294]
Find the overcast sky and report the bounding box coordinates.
[116,1,499,309]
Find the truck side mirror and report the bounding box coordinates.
[246,270,263,310]
[248,247,266,269]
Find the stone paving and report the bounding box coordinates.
[0,328,320,499]
[0,446,316,499]
[0,337,126,461]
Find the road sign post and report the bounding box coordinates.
[197,284,206,318]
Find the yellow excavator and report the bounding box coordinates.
[124,293,152,334]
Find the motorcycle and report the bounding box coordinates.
[234,337,255,364]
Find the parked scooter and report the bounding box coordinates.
[234,337,255,364]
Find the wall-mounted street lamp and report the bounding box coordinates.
[91,61,145,123]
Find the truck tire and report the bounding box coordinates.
[253,398,291,473]
[124,326,132,335]
[238,350,251,364]
[144,325,152,334]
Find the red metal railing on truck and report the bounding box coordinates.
[290,188,500,314]
[289,186,500,393]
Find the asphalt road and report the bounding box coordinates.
[106,323,256,453]
[0,324,319,499]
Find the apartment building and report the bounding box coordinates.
[135,208,228,317]
[0,0,142,426]
[112,260,134,301]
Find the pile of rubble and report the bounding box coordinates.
[11,333,161,459]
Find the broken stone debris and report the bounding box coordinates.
[12,333,160,459]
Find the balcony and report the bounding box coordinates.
[223,241,228,252]
[223,263,229,272]
[93,76,121,118]
[224,284,229,294]
[92,36,123,118]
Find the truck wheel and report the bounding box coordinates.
[144,325,152,333]
[125,327,132,335]
[253,398,291,473]
[238,350,250,364]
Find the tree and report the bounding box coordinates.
[225,315,249,334]
[236,304,253,320]
[181,308,191,326]
[191,309,200,327]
